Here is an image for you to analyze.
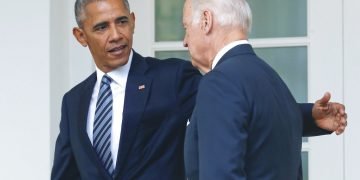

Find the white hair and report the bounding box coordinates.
[191,0,252,34]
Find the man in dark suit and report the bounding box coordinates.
[52,0,346,179]
[51,0,201,179]
[182,0,347,179]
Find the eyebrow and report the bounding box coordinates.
[93,21,108,31]
[92,15,130,31]
[115,16,129,22]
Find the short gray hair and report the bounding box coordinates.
[74,0,130,27]
[191,0,252,35]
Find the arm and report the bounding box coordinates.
[301,92,347,136]
[196,71,248,179]
[175,60,202,121]
[51,95,80,180]
[300,103,331,136]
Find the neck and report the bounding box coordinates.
[214,27,247,54]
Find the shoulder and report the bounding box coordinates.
[144,56,193,71]
[132,50,196,73]
[64,72,96,98]
[143,56,201,81]
[214,51,276,84]
[200,69,232,88]
[198,60,254,103]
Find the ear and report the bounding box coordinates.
[201,10,213,34]
[130,12,136,34]
[73,27,88,47]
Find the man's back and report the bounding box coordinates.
[185,44,302,179]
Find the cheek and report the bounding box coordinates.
[125,27,135,39]
[192,36,202,51]
[88,36,106,49]
[91,43,105,56]
[187,35,195,47]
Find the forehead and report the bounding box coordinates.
[83,0,129,21]
[183,0,192,22]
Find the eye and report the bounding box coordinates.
[118,20,129,24]
[93,23,108,32]
[115,16,129,25]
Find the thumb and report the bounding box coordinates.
[317,92,331,106]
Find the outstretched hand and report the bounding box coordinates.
[312,92,347,135]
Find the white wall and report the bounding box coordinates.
[0,0,50,179]
[132,0,154,56]
[308,0,360,179]
[308,0,345,179]
[344,0,360,178]
[0,0,92,179]
[49,0,93,163]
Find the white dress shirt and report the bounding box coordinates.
[211,40,249,70]
[87,51,133,168]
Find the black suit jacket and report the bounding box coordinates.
[51,51,202,180]
[185,44,324,180]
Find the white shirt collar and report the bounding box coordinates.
[211,40,249,70]
[95,50,133,87]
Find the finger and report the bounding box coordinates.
[335,115,347,135]
[333,119,339,129]
[316,92,331,106]
[335,126,345,135]
[340,104,346,115]
[330,103,338,116]
[335,123,345,135]
[338,113,347,126]
[332,103,346,115]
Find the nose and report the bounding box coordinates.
[109,25,121,42]
[183,38,188,48]
[183,32,188,47]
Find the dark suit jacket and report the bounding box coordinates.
[185,44,306,180]
[51,51,201,180]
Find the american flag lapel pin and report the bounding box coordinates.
[138,84,145,90]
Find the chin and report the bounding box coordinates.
[113,59,129,67]
[101,60,128,72]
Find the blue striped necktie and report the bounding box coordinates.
[93,74,114,176]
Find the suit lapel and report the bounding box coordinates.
[77,73,110,176]
[78,73,96,153]
[114,51,152,177]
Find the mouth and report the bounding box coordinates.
[107,45,127,56]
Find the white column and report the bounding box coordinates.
[131,0,154,56]
[308,0,344,179]
[344,0,360,179]
[0,0,51,179]
[50,0,94,165]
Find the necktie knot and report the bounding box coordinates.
[102,74,112,85]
